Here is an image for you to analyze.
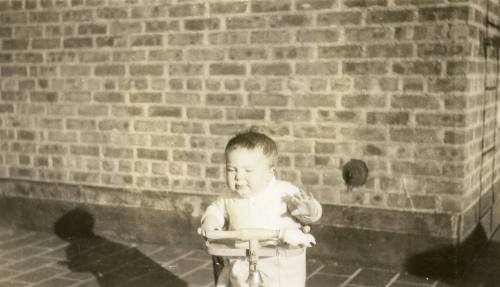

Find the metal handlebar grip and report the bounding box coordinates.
[204,229,280,241]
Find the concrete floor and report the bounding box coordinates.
[0,225,498,287]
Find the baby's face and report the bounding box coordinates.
[225,147,274,198]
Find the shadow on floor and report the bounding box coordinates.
[54,207,188,287]
[404,224,500,287]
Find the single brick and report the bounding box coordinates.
[344,0,388,7]
[228,47,267,60]
[66,119,96,130]
[186,49,223,61]
[99,119,130,131]
[187,107,223,120]
[130,64,163,76]
[391,95,440,110]
[415,146,465,161]
[209,32,247,45]
[426,179,463,195]
[151,135,185,148]
[130,92,162,103]
[391,161,440,176]
[64,37,93,48]
[60,65,90,76]
[340,127,386,141]
[342,94,387,109]
[78,23,107,35]
[272,47,313,59]
[169,64,203,76]
[250,31,291,44]
[104,147,133,159]
[416,113,465,127]
[270,109,311,122]
[173,150,206,163]
[62,9,94,22]
[249,93,288,106]
[95,65,125,76]
[137,148,168,160]
[145,20,179,32]
[149,106,182,117]
[226,108,266,120]
[210,2,248,14]
[367,9,415,24]
[292,93,336,107]
[32,38,61,49]
[209,123,247,135]
[169,3,206,17]
[296,61,338,75]
[345,27,392,42]
[0,12,27,24]
[428,78,467,92]
[112,106,144,117]
[390,128,441,143]
[78,51,110,63]
[269,15,312,28]
[367,44,414,57]
[297,29,339,42]
[131,35,162,46]
[319,45,362,58]
[366,112,409,125]
[31,91,58,102]
[251,63,291,75]
[110,21,142,34]
[169,33,204,45]
[418,6,469,22]
[97,7,128,19]
[149,49,183,61]
[210,64,246,75]
[343,61,388,75]
[29,11,60,23]
[226,16,266,29]
[392,61,441,75]
[206,93,243,106]
[14,52,43,63]
[94,92,124,103]
[184,18,220,30]
[70,145,99,156]
[3,39,29,50]
[251,1,290,13]
[417,43,470,57]
[165,92,201,105]
[14,26,43,38]
[317,11,362,25]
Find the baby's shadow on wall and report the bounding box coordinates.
[54,207,187,287]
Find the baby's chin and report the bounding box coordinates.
[233,187,254,198]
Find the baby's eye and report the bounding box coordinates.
[226,168,236,172]
[245,169,255,173]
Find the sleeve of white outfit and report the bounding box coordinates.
[285,182,322,224]
[201,198,226,229]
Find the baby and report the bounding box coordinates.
[200,130,322,287]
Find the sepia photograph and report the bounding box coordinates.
[0,0,499,286]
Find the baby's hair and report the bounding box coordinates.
[225,130,278,165]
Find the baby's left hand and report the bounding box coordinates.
[286,190,319,223]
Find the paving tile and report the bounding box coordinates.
[0,281,29,287]
[0,234,50,255]
[73,279,100,287]
[32,277,78,287]
[181,267,214,286]
[12,266,66,283]
[3,256,54,271]
[0,268,19,279]
[307,273,350,287]
[349,268,398,287]
[165,258,211,276]
[396,272,437,285]
[1,246,49,260]
[319,262,360,276]
[60,270,94,281]
[0,230,34,243]
[150,248,191,264]
[186,249,212,261]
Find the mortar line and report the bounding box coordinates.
[339,267,363,287]
[385,272,400,287]
[306,263,325,280]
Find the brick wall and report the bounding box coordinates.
[0,0,499,244]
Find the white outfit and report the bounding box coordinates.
[202,179,321,287]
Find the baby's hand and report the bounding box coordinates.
[280,228,316,247]
[286,190,320,223]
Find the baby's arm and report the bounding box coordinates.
[286,190,322,224]
[200,198,226,232]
